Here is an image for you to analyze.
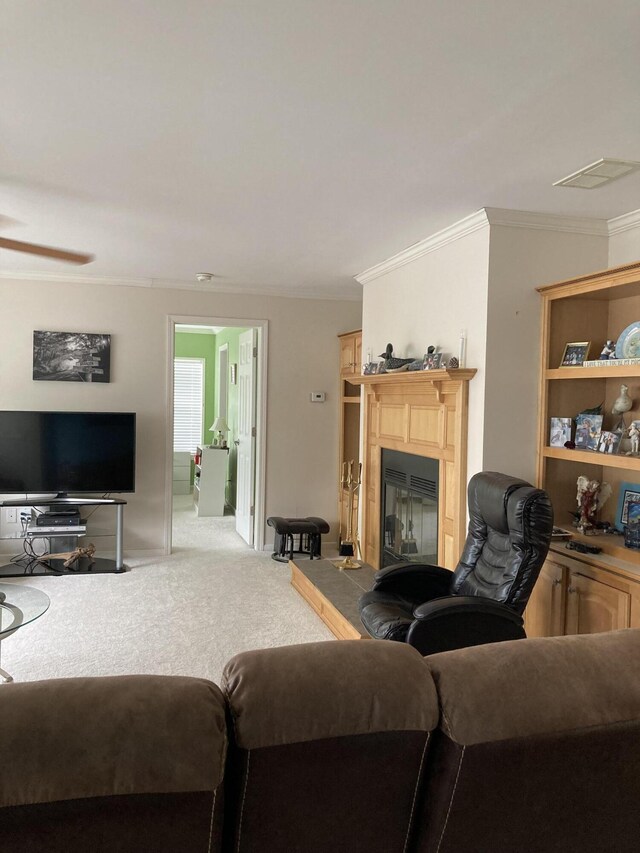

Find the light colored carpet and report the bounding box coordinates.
[1,496,333,685]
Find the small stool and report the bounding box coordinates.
[267,516,330,563]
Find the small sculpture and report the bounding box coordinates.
[627,422,640,456]
[378,343,414,373]
[63,543,96,568]
[448,356,459,369]
[612,384,633,417]
[576,476,612,535]
[600,340,617,360]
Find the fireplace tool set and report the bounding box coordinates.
[337,460,362,569]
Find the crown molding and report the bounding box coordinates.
[355,209,490,285]
[0,270,361,302]
[355,207,613,285]
[608,208,640,236]
[483,207,609,236]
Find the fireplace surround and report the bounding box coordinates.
[351,369,476,569]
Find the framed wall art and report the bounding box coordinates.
[33,331,111,382]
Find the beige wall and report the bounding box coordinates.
[0,279,362,553]
[361,225,491,478]
[609,222,640,267]
[484,227,608,482]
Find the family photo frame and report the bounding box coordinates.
[560,341,591,367]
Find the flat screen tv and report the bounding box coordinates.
[0,411,136,495]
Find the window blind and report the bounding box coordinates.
[174,357,204,452]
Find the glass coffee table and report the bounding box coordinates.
[0,583,50,683]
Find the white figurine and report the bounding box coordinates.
[627,422,640,456]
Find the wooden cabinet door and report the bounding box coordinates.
[524,559,566,638]
[354,334,362,374]
[340,336,356,376]
[565,571,631,635]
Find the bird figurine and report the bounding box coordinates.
[378,343,414,373]
[612,384,633,417]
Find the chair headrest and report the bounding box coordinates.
[467,471,533,535]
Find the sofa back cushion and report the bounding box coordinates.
[0,675,227,853]
[415,629,640,853]
[222,640,438,853]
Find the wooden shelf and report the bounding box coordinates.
[543,446,640,471]
[546,366,640,380]
[342,397,360,404]
[350,368,477,386]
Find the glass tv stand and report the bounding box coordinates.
[0,497,127,577]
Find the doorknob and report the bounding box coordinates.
[234,439,240,446]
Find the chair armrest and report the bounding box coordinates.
[373,562,453,600]
[406,596,526,656]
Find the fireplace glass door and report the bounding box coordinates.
[381,449,439,568]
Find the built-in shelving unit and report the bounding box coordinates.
[526,259,640,638]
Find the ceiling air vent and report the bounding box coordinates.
[553,158,640,189]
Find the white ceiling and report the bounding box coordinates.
[1,1,639,299]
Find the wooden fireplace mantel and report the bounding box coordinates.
[353,368,477,570]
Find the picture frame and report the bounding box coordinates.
[597,430,621,455]
[423,352,443,370]
[549,417,572,447]
[616,481,640,527]
[363,362,378,375]
[560,341,591,367]
[575,413,602,450]
[33,330,111,383]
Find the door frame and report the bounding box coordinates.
[165,314,268,553]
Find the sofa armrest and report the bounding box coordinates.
[406,596,525,656]
[0,675,227,809]
[373,562,453,599]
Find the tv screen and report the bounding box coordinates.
[0,411,136,495]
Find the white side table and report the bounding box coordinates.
[194,446,228,516]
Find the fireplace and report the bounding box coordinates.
[380,449,439,568]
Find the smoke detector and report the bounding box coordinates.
[553,158,640,189]
[196,272,215,282]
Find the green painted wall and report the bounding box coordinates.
[214,328,248,509]
[175,332,216,444]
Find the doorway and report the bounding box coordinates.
[165,316,267,554]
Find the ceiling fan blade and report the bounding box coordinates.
[0,236,94,265]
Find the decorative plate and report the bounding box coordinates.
[615,322,640,359]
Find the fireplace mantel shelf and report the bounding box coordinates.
[350,368,476,402]
[350,368,476,386]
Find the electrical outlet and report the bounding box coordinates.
[6,508,17,524]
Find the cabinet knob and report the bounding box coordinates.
[568,586,577,594]
[552,578,562,587]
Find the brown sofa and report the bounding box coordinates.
[2,630,640,852]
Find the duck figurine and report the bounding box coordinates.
[378,343,414,373]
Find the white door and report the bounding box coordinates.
[236,329,257,545]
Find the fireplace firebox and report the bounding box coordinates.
[381,449,439,568]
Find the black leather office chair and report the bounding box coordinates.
[358,472,553,655]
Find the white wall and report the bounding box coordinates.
[485,227,608,482]
[361,225,491,478]
[609,219,640,266]
[0,279,362,553]
[360,213,610,486]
